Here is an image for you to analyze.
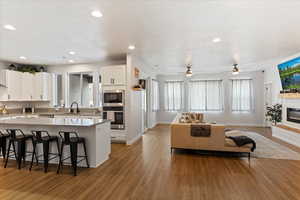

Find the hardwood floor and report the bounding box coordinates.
[1,125,300,200]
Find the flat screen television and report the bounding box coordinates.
[278,56,300,89]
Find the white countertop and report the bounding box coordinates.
[0,116,109,127]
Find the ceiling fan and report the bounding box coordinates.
[185,55,193,77]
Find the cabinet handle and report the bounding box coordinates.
[40,95,43,99]
[8,94,10,100]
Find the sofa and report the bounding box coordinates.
[170,113,253,154]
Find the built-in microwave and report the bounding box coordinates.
[103,90,125,107]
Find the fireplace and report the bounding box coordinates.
[287,108,300,124]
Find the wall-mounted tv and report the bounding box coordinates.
[278,57,300,89]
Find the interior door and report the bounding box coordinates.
[264,83,273,127]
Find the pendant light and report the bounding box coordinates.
[232,64,239,75]
[186,64,193,77]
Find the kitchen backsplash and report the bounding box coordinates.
[0,101,51,109]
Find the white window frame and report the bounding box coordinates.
[164,80,184,112]
[67,71,100,108]
[188,79,223,112]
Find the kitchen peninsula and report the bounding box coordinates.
[0,115,111,168]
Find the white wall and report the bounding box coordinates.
[263,61,282,104]
[157,71,265,126]
[130,55,158,129]
[126,54,158,144]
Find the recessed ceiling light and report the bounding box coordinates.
[128,45,135,50]
[212,38,221,43]
[91,10,103,18]
[3,24,16,31]
[69,51,76,55]
[19,56,27,60]
[68,60,74,63]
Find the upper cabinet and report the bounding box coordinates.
[21,72,34,100]
[33,72,51,101]
[101,65,126,86]
[6,70,22,100]
[0,70,51,101]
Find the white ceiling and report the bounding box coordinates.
[1,0,300,74]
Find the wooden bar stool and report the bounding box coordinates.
[30,130,60,173]
[4,129,34,169]
[57,131,89,176]
[0,131,9,159]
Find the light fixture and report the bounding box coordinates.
[186,64,193,77]
[69,51,76,55]
[91,10,103,18]
[212,37,221,43]
[68,60,74,63]
[232,64,239,75]
[19,56,27,60]
[3,24,16,31]
[128,45,135,50]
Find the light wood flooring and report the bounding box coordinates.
[1,125,300,200]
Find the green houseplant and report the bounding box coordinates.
[265,104,282,125]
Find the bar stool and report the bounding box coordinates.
[57,131,89,176]
[4,129,34,169]
[30,130,60,173]
[0,131,9,159]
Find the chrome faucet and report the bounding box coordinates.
[70,102,80,114]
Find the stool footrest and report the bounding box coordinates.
[60,158,87,165]
[35,154,59,162]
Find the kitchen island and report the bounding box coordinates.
[0,116,111,168]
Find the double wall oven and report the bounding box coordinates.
[103,90,125,130]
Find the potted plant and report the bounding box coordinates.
[266,104,282,125]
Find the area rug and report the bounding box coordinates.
[239,131,300,160]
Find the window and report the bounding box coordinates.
[52,74,63,107]
[231,79,253,112]
[68,72,95,107]
[152,80,159,111]
[164,81,184,111]
[189,80,223,111]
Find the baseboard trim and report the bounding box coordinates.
[226,124,265,127]
[156,122,264,127]
[126,134,142,145]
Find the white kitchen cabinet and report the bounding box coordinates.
[0,70,52,101]
[101,65,126,86]
[3,70,22,100]
[33,72,51,101]
[21,72,34,100]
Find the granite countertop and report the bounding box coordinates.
[0,116,109,127]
